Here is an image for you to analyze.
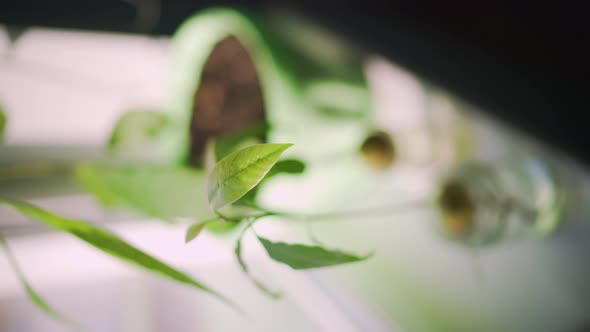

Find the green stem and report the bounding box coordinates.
[214,212,247,223]
[260,198,433,222]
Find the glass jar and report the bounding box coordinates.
[436,154,569,246]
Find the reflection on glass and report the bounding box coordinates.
[437,155,567,246]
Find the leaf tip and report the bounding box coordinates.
[277,143,294,150]
[184,232,199,244]
[207,143,294,211]
[184,234,194,244]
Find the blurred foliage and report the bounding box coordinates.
[0,105,6,143]
[0,198,238,321]
[189,143,372,299]
[108,111,169,161]
[0,234,78,329]
[75,164,214,222]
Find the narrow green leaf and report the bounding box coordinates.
[0,199,236,310]
[256,235,372,270]
[0,106,6,143]
[208,144,292,210]
[0,234,78,329]
[235,224,282,299]
[185,218,220,243]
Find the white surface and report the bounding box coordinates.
[0,28,169,146]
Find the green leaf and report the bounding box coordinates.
[235,224,282,299]
[0,234,78,329]
[0,199,236,310]
[75,165,214,222]
[185,218,220,243]
[0,106,6,143]
[108,111,168,152]
[256,235,372,270]
[208,143,292,210]
[266,159,306,176]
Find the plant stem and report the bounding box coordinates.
[260,198,434,222]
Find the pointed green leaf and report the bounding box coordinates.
[235,225,282,299]
[0,199,235,309]
[257,235,372,270]
[208,143,292,210]
[185,218,220,243]
[0,234,78,329]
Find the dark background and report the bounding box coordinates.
[1,0,587,164]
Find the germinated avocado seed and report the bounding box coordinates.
[190,36,266,165]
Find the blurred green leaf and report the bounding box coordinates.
[185,218,220,243]
[0,234,78,329]
[256,235,371,270]
[0,106,6,143]
[266,159,306,176]
[0,199,235,309]
[74,164,122,207]
[75,165,214,221]
[235,225,282,299]
[208,144,292,210]
[108,111,168,152]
